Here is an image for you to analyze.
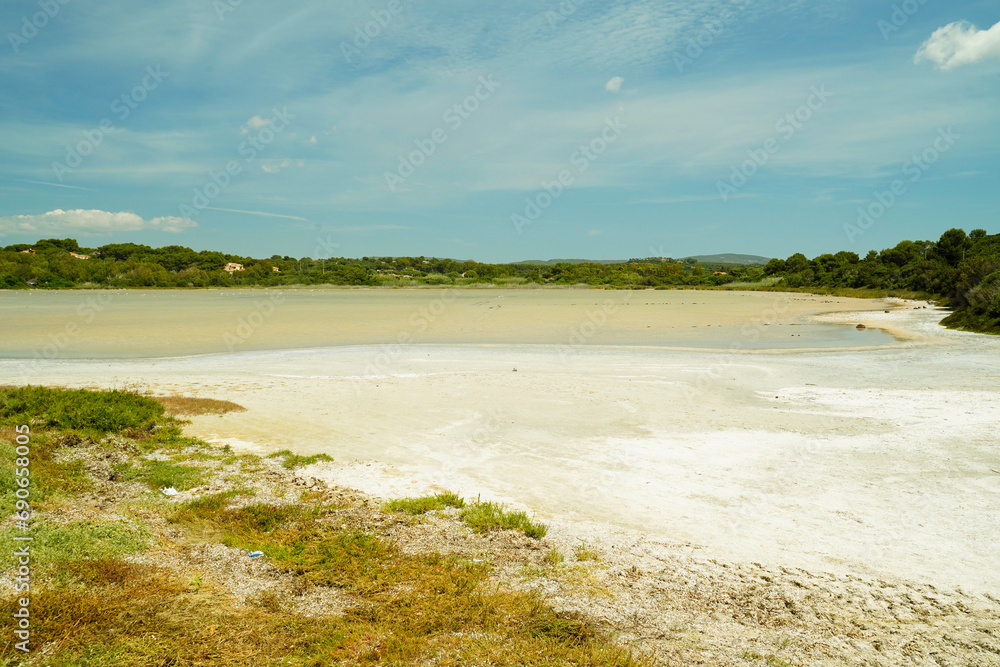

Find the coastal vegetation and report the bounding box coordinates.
[2,227,998,332]
[0,386,637,666]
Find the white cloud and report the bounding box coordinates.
[915,20,1000,70]
[307,135,317,145]
[241,115,272,134]
[261,159,293,173]
[605,76,625,93]
[0,209,196,236]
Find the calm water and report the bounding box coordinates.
[0,288,897,359]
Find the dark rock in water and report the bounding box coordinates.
[856,323,867,330]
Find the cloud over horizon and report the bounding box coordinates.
[0,210,197,236]
[915,20,1000,70]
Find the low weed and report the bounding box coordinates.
[544,547,565,566]
[266,449,334,469]
[0,431,92,519]
[0,386,164,434]
[574,543,601,562]
[460,501,548,539]
[384,491,465,515]
[114,459,206,491]
[0,521,148,579]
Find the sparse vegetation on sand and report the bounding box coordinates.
[266,449,335,470]
[3,386,999,666]
[384,491,466,515]
[383,492,548,539]
[0,387,643,666]
[460,500,549,539]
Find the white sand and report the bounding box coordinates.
[3,293,998,596]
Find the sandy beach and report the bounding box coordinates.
[2,290,998,600]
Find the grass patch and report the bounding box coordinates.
[574,543,601,562]
[113,459,207,491]
[740,651,793,666]
[0,521,148,579]
[169,488,256,524]
[460,501,548,539]
[0,386,164,434]
[384,491,465,515]
[266,449,334,469]
[0,431,93,519]
[152,395,246,416]
[543,547,565,566]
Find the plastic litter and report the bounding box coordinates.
[249,551,264,558]
[161,487,179,496]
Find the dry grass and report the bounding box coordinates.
[152,395,247,416]
[0,386,649,666]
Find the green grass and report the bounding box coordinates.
[0,431,93,519]
[113,459,207,491]
[574,543,601,562]
[739,651,793,666]
[0,521,148,579]
[543,547,565,566]
[168,488,256,524]
[460,501,548,539]
[0,386,164,434]
[384,492,466,515]
[266,448,335,469]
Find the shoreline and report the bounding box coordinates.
[3,301,998,597]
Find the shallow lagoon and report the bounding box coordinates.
[0,288,897,359]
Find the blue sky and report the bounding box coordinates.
[1,0,998,262]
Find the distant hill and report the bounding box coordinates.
[683,253,772,265]
[514,254,772,266]
[514,258,627,265]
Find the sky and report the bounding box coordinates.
[0,0,998,263]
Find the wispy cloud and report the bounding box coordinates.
[0,210,196,236]
[202,206,309,221]
[329,225,413,233]
[10,179,96,191]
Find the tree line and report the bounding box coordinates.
[2,227,997,332]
